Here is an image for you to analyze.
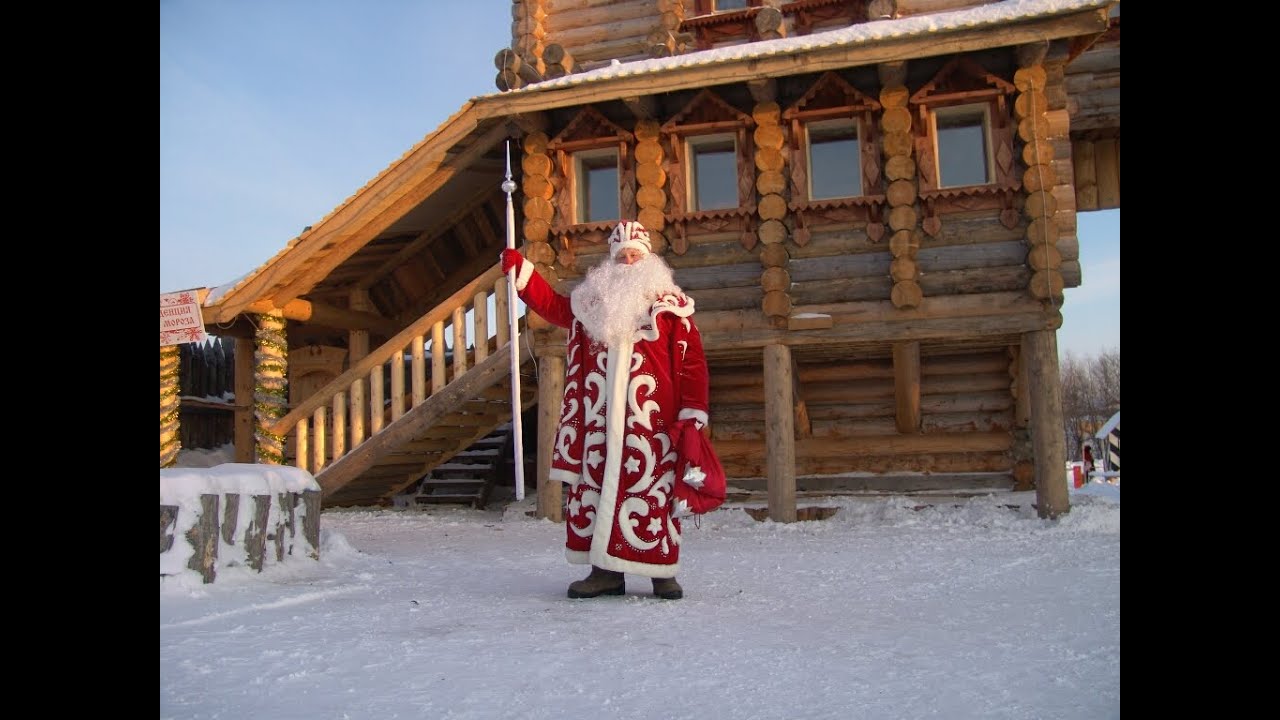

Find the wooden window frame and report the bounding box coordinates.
[572,146,621,225]
[685,132,741,212]
[804,117,863,201]
[930,103,995,190]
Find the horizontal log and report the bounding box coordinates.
[709,410,1015,442]
[716,431,1012,461]
[791,274,892,305]
[700,308,1059,358]
[233,298,397,336]
[713,377,896,405]
[911,210,1024,248]
[791,252,890,282]
[916,240,1028,273]
[543,0,655,32]
[921,373,1011,395]
[922,351,1009,376]
[722,453,1015,480]
[687,285,761,313]
[675,262,764,292]
[921,410,1014,434]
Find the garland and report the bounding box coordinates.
[254,312,289,464]
[159,346,182,468]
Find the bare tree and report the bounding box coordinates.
[1059,348,1119,460]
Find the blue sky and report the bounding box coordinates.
[160,0,1118,359]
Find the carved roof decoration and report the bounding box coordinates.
[662,88,755,132]
[783,71,881,120]
[910,57,1018,106]
[547,106,633,149]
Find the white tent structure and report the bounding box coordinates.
[1094,411,1120,477]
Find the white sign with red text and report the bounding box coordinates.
[160,289,209,347]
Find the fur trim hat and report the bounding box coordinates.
[608,220,652,259]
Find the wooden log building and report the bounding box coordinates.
[162,0,1121,521]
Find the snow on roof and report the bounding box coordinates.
[483,0,1112,99]
[1095,411,1119,438]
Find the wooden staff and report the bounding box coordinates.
[502,141,526,501]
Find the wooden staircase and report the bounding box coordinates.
[268,264,541,508]
[412,423,516,508]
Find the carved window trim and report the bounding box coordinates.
[546,106,636,251]
[909,57,1019,198]
[660,89,756,223]
[682,1,868,48]
[782,70,885,240]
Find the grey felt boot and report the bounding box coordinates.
[652,577,683,600]
[567,566,625,598]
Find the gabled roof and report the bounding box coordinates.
[202,0,1112,324]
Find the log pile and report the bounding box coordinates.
[512,0,547,76]
[495,48,543,92]
[647,0,691,58]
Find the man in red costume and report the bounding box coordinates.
[502,220,710,600]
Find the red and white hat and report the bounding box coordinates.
[608,220,652,259]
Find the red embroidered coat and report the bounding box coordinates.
[513,262,710,578]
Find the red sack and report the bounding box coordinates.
[671,419,727,516]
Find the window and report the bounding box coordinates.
[573,148,619,223]
[933,104,992,188]
[806,119,862,200]
[687,134,738,211]
[713,0,749,9]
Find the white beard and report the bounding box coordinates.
[571,254,680,347]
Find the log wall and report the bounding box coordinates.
[707,348,1015,482]
[505,31,1099,494]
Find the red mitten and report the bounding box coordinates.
[501,249,524,275]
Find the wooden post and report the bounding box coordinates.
[348,289,372,448]
[1094,138,1120,209]
[763,344,797,522]
[254,311,288,465]
[537,352,565,522]
[160,346,181,468]
[892,341,921,433]
[1022,330,1069,518]
[233,337,255,462]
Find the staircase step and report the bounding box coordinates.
[416,493,481,504]
[433,462,494,471]
[421,478,485,487]
[454,448,501,458]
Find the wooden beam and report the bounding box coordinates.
[357,186,494,290]
[790,354,811,439]
[892,341,921,433]
[1022,329,1069,519]
[230,297,398,336]
[268,120,516,307]
[508,112,549,137]
[763,344,797,522]
[747,78,776,104]
[537,354,565,522]
[204,108,490,323]
[233,337,255,463]
[623,95,658,120]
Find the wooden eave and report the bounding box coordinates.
[202,2,1110,326]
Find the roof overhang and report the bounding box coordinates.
[203,0,1112,325]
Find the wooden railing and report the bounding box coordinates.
[269,264,521,474]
